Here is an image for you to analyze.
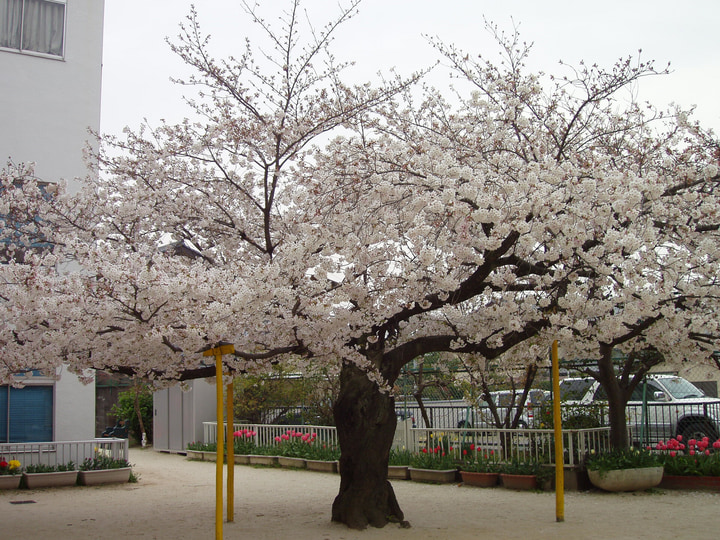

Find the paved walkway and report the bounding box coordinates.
[1,447,718,539]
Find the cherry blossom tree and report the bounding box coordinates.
[414,30,720,449]
[2,4,719,531]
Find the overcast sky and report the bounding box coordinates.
[101,0,720,136]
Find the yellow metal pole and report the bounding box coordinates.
[226,379,235,523]
[551,340,565,522]
[202,343,235,540]
[214,352,224,540]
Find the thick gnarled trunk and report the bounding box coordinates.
[331,362,405,530]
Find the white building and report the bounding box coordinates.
[0,0,104,442]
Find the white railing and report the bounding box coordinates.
[402,426,612,467]
[0,438,129,469]
[203,422,339,449]
[201,422,611,466]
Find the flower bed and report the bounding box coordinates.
[459,445,500,487]
[23,461,78,489]
[460,470,499,487]
[408,467,458,483]
[388,448,410,479]
[0,459,22,489]
[655,435,720,477]
[270,429,340,462]
[587,466,663,492]
[659,474,720,491]
[78,455,132,485]
[277,456,307,469]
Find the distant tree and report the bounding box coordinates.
[233,366,337,425]
[111,382,153,445]
[403,353,462,428]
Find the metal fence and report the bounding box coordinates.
[0,438,129,469]
[394,401,720,447]
[203,421,610,467]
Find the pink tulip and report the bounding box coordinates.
[705,450,711,456]
[676,435,683,442]
[689,450,695,456]
[274,436,281,442]
[670,451,677,457]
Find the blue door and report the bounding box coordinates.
[0,385,53,442]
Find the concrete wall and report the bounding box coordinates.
[53,367,96,440]
[0,0,105,190]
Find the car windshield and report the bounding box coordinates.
[490,390,546,407]
[559,379,594,400]
[657,377,705,399]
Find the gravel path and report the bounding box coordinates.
[1,447,718,539]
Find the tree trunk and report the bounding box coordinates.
[597,345,630,449]
[133,384,147,446]
[606,396,629,449]
[331,362,406,530]
[414,389,433,428]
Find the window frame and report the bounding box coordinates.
[0,0,67,59]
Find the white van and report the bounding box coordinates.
[559,375,720,443]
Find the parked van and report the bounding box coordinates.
[559,375,720,443]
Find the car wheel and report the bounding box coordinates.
[680,420,719,442]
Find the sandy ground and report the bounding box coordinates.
[1,447,719,540]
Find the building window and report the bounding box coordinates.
[0,385,54,442]
[0,0,66,57]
